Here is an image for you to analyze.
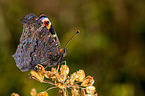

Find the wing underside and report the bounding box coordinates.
[13,13,61,72]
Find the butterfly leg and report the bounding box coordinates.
[57,64,60,72]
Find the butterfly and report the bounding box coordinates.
[12,13,68,72]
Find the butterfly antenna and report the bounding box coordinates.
[64,30,80,48]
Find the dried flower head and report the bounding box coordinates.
[81,76,94,87]
[30,88,37,96]
[57,74,67,83]
[55,80,66,89]
[80,88,86,96]
[35,64,46,74]
[14,63,97,96]
[30,70,44,82]
[75,70,85,82]
[69,72,77,85]
[11,93,20,96]
[37,92,48,96]
[51,67,57,74]
[60,65,69,76]
[71,88,80,96]
[86,86,96,94]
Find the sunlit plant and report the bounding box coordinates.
[11,62,97,96]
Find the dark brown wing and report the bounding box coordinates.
[12,13,61,72]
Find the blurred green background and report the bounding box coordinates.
[0,0,145,96]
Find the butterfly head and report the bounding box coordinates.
[60,48,68,59]
[39,14,52,29]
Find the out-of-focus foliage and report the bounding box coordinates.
[0,0,145,96]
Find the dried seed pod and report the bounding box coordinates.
[37,92,48,96]
[75,70,85,82]
[30,88,37,96]
[81,76,94,87]
[11,93,20,96]
[30,70,44,82]
[60,65,69,76]
[86,86,96,94]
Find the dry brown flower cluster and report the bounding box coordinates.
[11,63,97,96]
